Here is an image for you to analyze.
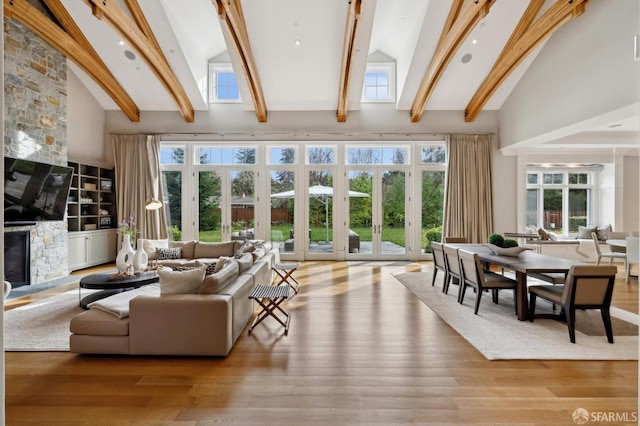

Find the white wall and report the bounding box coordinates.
[499,0,640,148]
[67,69,109,166]
[623,155,640,231]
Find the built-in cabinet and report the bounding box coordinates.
[68,229,118,271]
[67,160,118,270]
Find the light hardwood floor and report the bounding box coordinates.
[4,260,639,425]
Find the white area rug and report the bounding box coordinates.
[393,272,639,360]
[4,290,90,351]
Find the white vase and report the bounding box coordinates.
[116,234,135,273]
[133,244,148,272]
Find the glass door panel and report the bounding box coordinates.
[381,170,406,256]
[348,170,372,254]
[421,170,445,254]
[230,170,255,239]
[198,170,223,242]
[270,170,295,254]
[308,170,333,255]
[161,170,182,240]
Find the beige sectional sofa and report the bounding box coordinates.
[70,240,280,356]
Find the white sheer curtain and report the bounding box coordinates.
[443,134,494,244]
[112,134,168,243]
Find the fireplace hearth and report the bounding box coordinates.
[4,230,30,287]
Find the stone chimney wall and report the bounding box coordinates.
[4,17,69,283]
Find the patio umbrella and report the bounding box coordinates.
[271,184,369,242]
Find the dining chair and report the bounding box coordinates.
[625,236,639,284]
[444,236,467,243]
[442,245,463,296]
[430,241,448,288]
[591,232,626,266]
[457,249,517,315]
[528,265,617,343]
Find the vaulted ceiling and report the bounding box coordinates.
[5,0,637,138]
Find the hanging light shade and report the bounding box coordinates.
[145,197,162,210]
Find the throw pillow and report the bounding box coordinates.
[195,260,217,276]
[537,228,549,241]
[596,224,612,241]
[214,256,232,273]
[142,238,169,260]
[157,266,206,295]
[577,225,597,239]
[156,247,182,260]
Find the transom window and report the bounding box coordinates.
[196,147,256,165]
[346,146,408,165]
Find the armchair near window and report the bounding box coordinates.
[591,232,626,266]
[528,265,617,343]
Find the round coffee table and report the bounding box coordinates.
[79,270,159,309]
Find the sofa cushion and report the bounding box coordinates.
[251,248,266,262]
[236,253,254,273]
[194,241,236,259]
[577,225,597,239]
[200,260,239,294]
[156,259,196,269]
[158,266,206,295]
[70,308,129,336]
[142,238,169,260]
[169,240,196,259]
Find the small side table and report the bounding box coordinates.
[248,284,291,335]
[272,262,300,294]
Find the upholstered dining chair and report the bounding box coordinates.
[528,265,617,343]
[625,236,639,284]
[442,245,463,296]
[591,232,626,266]
[444,236,467,243]
[430,241,448,288]
[457,249,517,315]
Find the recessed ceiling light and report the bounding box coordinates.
[118,40,125,46]
[294,39,301,46]
[472,39,477,44]
[461,53,472,64]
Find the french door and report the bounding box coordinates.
[197,168,255,242]
[347,168,408,259]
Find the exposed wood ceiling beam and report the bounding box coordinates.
[215,0,267,123]
[83,0,195,122]
[337,0,362,123]
[4,0,140,122]
[123,0,169,66]
[410,0,494,123]
[465,0,590,122]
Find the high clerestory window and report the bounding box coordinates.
[362,63,395,102]
[208,64,240,103]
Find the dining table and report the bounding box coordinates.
[446,244,586,321]
[606,239,626,253]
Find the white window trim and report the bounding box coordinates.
[208,63,241,103]
[361,63,395,103]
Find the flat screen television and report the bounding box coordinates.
[4,156,74,225]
